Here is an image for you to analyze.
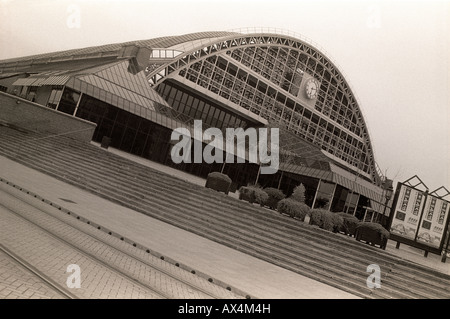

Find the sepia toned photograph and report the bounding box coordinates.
[0,0,448,310]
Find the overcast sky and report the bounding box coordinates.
[1,0,448,193]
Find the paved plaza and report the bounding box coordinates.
[0,155,361,299]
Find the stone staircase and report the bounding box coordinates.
[0,124,449,299]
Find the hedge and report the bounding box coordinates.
[207,171,232,182]
[253,187,268,206]
[263,187,286,209]
[205,172,232,194]
[239,186,268,206]
[310,209,344,232]
[335,212,361,237]
[356,222,390,243]
[277,199,310,221]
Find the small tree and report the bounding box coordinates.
[291,183,306,203]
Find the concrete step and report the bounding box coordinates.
[1,127,448,300]
[0,126,448,298]
[7,136,450,298]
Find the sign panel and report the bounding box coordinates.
[389,184,426,240]
[416,196,450,248]
[388,180,450,253]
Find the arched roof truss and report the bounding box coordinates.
[146,33,379,184]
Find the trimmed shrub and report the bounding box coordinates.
[253,187,269,206]
[207,171,232,182]
[336,212,361,237]
[290,184,306,203]
[356,222,390,249]
[356,222,390,239]
[239,186,254,203]
[277,199,310,221]
[239,186,268,206]
[205,172,232,194]
[310,209,344,232]
[263,187,286,209]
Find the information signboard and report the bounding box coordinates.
[416,196,450,248]
[389,184,426,240]
[388,178,450,254]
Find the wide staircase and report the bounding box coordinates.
[0,124,449,299]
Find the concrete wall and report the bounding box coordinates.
[0,91,96,142]
[0,75,26,91]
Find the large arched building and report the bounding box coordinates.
[0,30,393,223]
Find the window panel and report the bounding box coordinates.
[202,103,210,117]
[218,110,225,123]
[196,100,204,116]
[186,95,194,107]
[188,106,197,118]
[223,113,231,127]
[181,92,188,104]
[174,89,182,102]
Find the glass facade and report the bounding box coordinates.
[174,48,369,174]
[354,196,370,220]
[344,192,360,215]
[156,80,248,130]
[73,93,260,185]
[57,87,81,115]
[146,33,381,218]
[0,31,384,220]
[331,185,349,212]
[151,35,376,179]
[75,94,172,163]
[46,86,63,109]
[313,180,336,209]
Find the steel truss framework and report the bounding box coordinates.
[146,33,380,185]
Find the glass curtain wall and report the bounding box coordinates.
[75,94,172,164]
[176,46,369,175]
[57,87,81,115]
[156,80,248,130]
[331,185,349,212]
[46,86,64,109]
[313,180,336,209]
[344,192,359,215]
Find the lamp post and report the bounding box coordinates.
[381,185,394,227]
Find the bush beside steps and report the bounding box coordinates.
[205,172,232,194]
[355,222,390,250]
[227,181,390,250]
[238,185,268,206]
[335,212,361,237]
[277,199,310,221]
[309,209,344,233]
[263,187,286,210]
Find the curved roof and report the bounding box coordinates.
[0,30,381,185]
[146,31,380,184]
[0,32,238,66]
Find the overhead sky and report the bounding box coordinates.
[1,0,449,193]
